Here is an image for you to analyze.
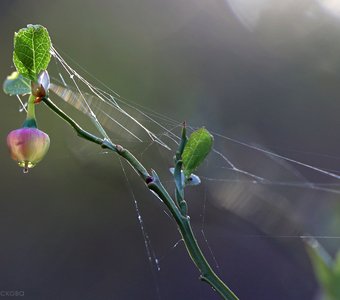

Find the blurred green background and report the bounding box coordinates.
[1,0,340,299]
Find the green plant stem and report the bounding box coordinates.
[148,174,238,300]
[22,95,37,128]
[26,95,36,120]
[42,96,239,300]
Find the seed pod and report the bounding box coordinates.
[7,127,50,173]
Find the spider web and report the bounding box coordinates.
[15,44,340,297]
[46,46,340,192]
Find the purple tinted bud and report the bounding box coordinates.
[31,70,50,99]
[38,70,50,92]
[7,127,50,173]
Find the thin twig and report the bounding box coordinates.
[42,96,239,300]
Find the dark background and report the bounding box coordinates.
[1,0,340,299]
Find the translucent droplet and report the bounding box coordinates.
[18,161,34,174]
[23,162,29,174]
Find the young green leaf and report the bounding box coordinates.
[306,240,333,289]
[182,127,213,178]
[3,71,31,95]
[13,24,51,81]
[329,252,340,299]
[305,238,340,300]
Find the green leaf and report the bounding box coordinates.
[328,251,340,299]
[306,240,333,289]
[13,24,51,81]
[182,128,213,178]
[333,251,340,274]
[305,238,340,300]
[3,71,31,95]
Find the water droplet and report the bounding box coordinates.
[23,162,29,174]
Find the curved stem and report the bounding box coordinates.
[148,174,238,300]
[42,96,239,300]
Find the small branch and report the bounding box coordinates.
[148,173,238,300]
[42,96,239,300]
[42,97,103,146]
[42,97,149,180]
[110,143,150,181]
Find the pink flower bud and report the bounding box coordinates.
[7,128,50,173]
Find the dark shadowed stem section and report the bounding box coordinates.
[42,96,239,300]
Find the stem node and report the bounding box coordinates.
[145,176,153,185]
